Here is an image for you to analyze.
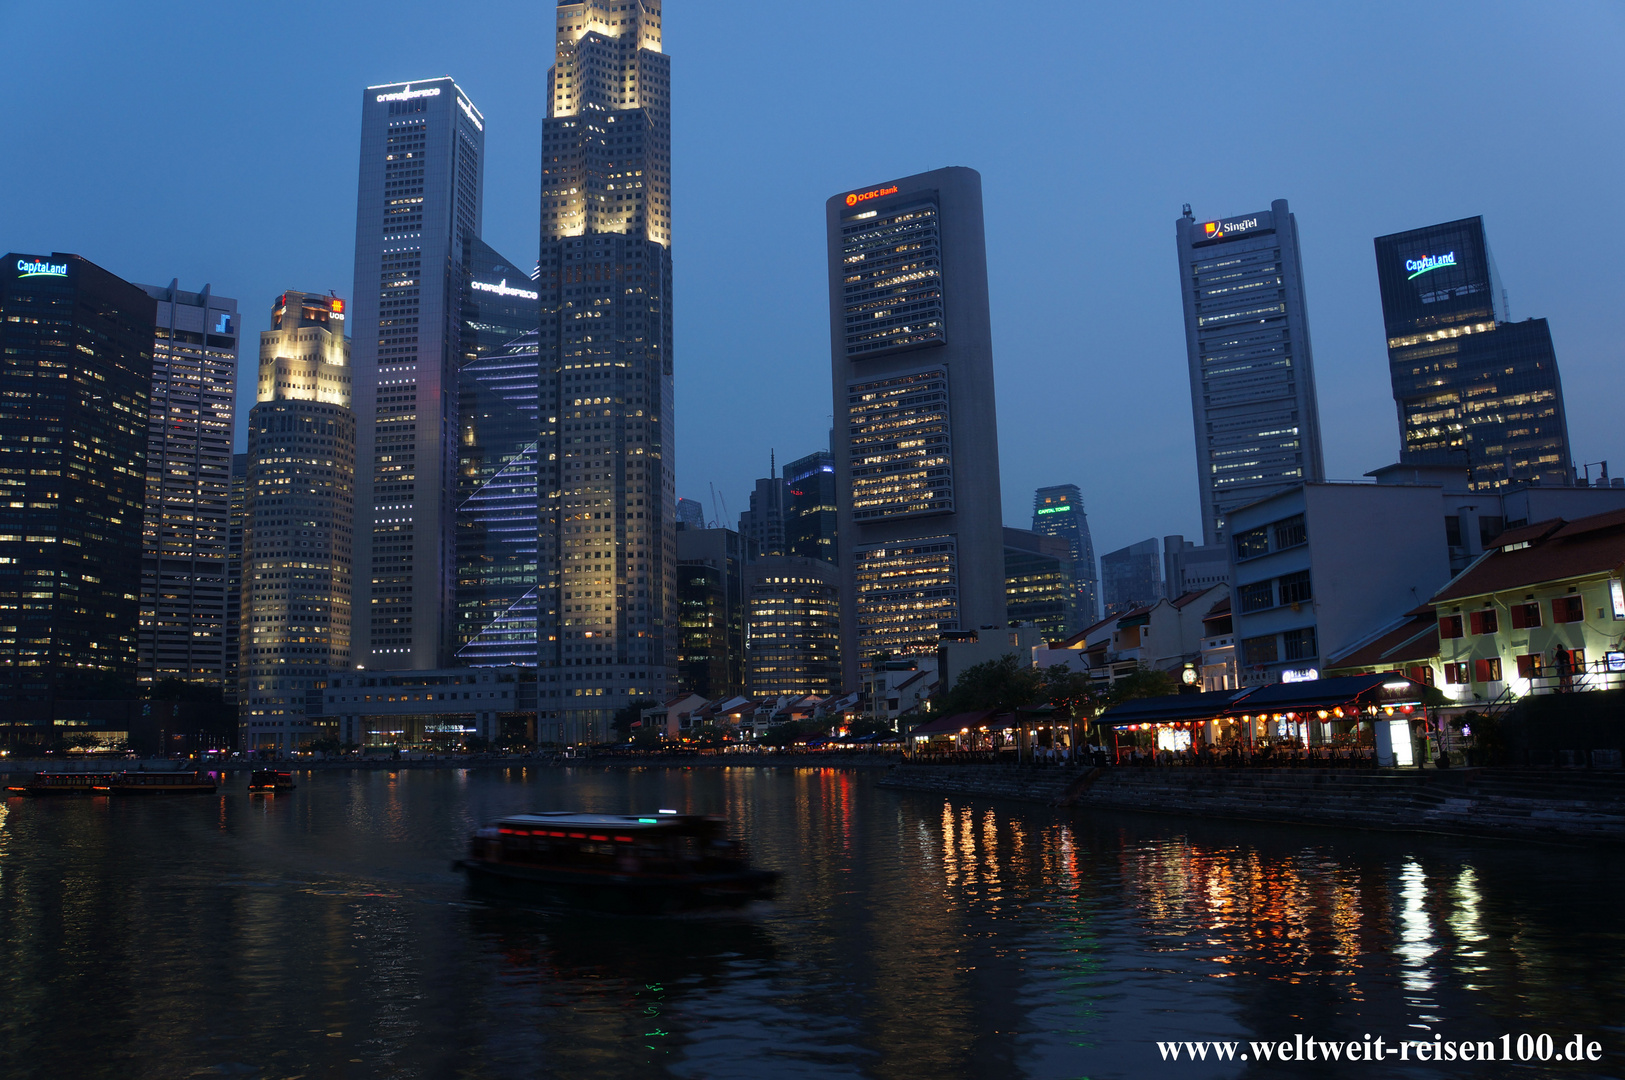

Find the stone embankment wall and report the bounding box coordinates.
[878,764,1625,844]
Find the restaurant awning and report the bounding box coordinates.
[907,709,1000,736]
[1097,689,1254,728]
[1223,673,1437,714]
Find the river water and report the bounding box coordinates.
[0,766,1619,1079]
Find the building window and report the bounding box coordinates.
[1237,580,1274,613]
[1468,609,1498,636]
[1552,595,1584,624]
[1281,626,1317,662]
[1406,665,1435,686]
[1439,615,1464,639]
[1271,514,1307,551]
[1277,570,1312,607]
[1473,657,1502,683]
[1233,527,1268,561]
[1478,516,1505,547]
[1515,654,1538,679]
[1509,602,1541,629]
[1443,662,1468,685]
[1240,634,1277,667]
[1444,516,1462,548]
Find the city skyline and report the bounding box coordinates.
[2,3,1621,565]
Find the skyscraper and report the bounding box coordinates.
[746,556,841,699]
[785,449,838,565]
[1101,538,1163,616]
[453,244,541,667]
[1176,200,1325,544]
[136,280,238,688]
[350,77,486,671]
[675,526,743,700]
[240,292,354,753]
[1373,216,1571,489]
[226,452,247,700]
[0,254,154,702]
[827,167,1006,689]
[1031,484,1096,625]
[738,466,788,562]
[1003,528,1075,640]
[537,0,675,743]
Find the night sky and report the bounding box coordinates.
[3,1,1620,559]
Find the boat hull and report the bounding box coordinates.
[456,859,778,914]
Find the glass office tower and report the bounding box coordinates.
[1176,200,1325,544]
[1374,216,1571,489]
[826,167,1006,690]
[785,449,838,565]
[0,254,154,702]
[1101,538,1163,617]
[537,0,675,743]
[1031,484,1097,626]
[136,280,238,688]
[745,556,841,699]
[1004,528,1075,640]
[350,77,486,671]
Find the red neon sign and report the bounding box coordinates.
[845,185,898,207]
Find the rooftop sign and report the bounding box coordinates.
[15,258,67,279]
[472,279,539,301]
[376,83,441,103]
[1405,252,1456,280]
[845,185,898,207]
[1036,505,1072,515]
[1199,214,1269,243]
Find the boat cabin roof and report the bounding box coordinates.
[495,812,718,833]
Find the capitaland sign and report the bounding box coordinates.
[1036,505,1072,515]
[845,185,898,207]
[15,258,68,279]
[1405,252,1457,280]
[376,83,442,103]
[471,279,539,301]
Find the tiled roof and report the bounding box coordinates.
[1432,510,1625,603]
[1170,585,1221,609]
[1327,611,1439,670]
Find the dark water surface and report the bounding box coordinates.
[0,767,1620,1079]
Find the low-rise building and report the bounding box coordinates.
[1429,509,1625,704]
[1034,585,1230,691]
[318,667,534,749]
[1227,482,1453,686]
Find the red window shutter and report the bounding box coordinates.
[1439,615,1463,639]
[1553,596,1584,624]
[1516,654,1537,679]
[1473,657,1501,682]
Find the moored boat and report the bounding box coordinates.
[247,769,296,793]
[6,770,218,795]
[455,811,779,913]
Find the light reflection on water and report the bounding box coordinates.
[0,767,1619,1080]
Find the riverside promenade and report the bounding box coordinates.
[879,762,1625,844]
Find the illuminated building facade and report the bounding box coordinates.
[1373,216,1571,490]
[0,253,153,702]
[240,292,354,753]
[826,167,1006,689]
[1004,528,1075,640]
[135,281,238,688]
[350,76,486,671]
[226,452,246,699]
[454,239,541,666]
[676,526,743,699]
[1176,199,1325,544]
[537,0,675,742]
[1031,484,1096,626]
[786,449,838,565]
[746,555,841,698]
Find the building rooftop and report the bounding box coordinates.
[1432,509,1625,604]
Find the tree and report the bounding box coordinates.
[1105,664,1180,705]
[613,697,662,741]
[930,654,1045,718]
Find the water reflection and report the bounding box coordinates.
[0,769,1620,1079]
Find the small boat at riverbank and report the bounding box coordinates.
[6,771,219,796]
[455,811,779,913]
[247,770,296,793]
